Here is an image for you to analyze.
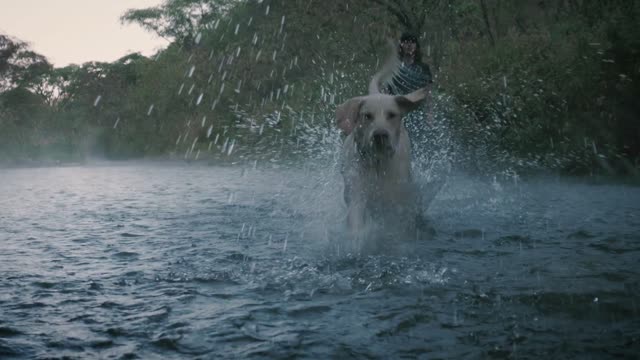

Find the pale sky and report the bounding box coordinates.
[0,0,169,67]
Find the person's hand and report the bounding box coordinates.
[423,84,433,104]
[424,87,435,124]
[426,109,435,124]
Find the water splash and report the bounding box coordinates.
[227,139,236,156]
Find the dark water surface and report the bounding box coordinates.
[1,163,639,359]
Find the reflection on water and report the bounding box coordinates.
[0,163,639,358]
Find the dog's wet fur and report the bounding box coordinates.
[336,40,431,242]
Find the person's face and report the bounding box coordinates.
[400,40,416,56]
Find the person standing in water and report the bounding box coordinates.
[386,32,434,157]
[387,32,433,96]
[387,32,446,224]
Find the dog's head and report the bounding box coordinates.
[336,87,429,158]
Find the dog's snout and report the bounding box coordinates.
[370,130,393,152]
[372,130,389,140]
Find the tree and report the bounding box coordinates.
[120,0,232,44]
[0,34,52,92]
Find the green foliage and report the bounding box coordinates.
[120,0,231,43]
[0,34,52,91]
[0,0,638,175]
[438,1,640,174]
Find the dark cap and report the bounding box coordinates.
[400,32,418,43]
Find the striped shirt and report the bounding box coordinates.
[387,61,433,95]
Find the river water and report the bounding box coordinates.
[1,163,638,359]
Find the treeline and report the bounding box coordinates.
[0,0,638,175]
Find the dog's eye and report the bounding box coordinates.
[364,113,373,121]
[387,112,398,119]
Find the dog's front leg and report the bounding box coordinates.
[347,199,366,239]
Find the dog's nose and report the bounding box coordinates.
[371,130,392,152]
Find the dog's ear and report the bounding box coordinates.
[395,86,431,113]
[336,97,364,135]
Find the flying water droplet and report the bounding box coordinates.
[93,95,102,107]
[190,137,198,153]
[113,117,120,129]
[147,104,154,116]
[227,139,235,155]
[188,65,196,77]
[283,233,288,252]
[279,15,286,35]
[196,93,204,105]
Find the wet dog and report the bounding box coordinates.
[336,42,430,239]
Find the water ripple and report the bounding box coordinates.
[0,164,638,358]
